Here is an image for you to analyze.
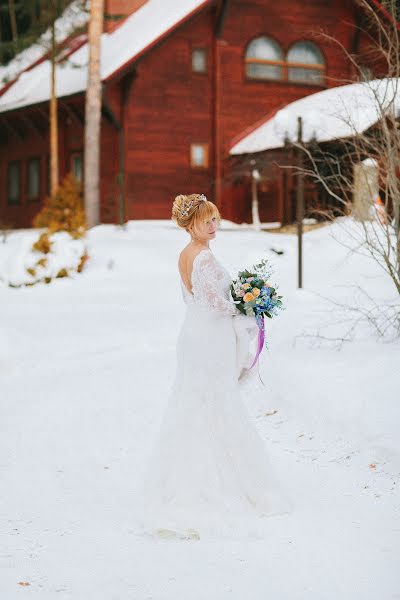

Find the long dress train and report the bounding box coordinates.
[131,248,292,540]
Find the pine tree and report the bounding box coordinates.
[0,0,76,66]
[1,1,87,191]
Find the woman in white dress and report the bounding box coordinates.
[133,194,292,540]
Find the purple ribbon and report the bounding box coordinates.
[249,315,265,370]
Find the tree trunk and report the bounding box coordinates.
[50,20,59,196]
[8,0,18,42]
[84,0,104,228]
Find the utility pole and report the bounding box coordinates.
[251,162,261,231]
[296,116,304,288]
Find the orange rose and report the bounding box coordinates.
[243,292,255,302]
[252,287,260,297]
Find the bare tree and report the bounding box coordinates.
[292,0,400,302]
[84,0,104,228]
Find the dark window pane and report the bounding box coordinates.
[8,162,20,205]
[72,154,83,182]
[28,158,40,198]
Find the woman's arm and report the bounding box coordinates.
[194,251,239,316]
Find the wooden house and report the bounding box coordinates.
[0,0,391,228]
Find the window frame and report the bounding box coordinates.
[27,156,41,201]
[244,35,285,82]
[244,36,326,87]
[7,160,21,206]
[190,143,209,169]
[286,40,326,86]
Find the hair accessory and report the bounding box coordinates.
[180,200,193,216]
[180,194,207,216]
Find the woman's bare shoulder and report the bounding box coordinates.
[179,245,209,265]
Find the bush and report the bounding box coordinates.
[32,232,53,254]
[32,172,87,239]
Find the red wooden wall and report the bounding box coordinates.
[120,8,215,220]
[0,101,87,229]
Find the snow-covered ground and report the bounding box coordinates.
[0,218,399,599]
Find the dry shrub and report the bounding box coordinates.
[32,232,53,254]
[32,172,87,239]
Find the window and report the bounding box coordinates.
[71,153,83,182]
[190,144,208,168]
[192,48,207,73]
[8,161,21,205]
[287,41,325,84]
[27,158,40,199]
[245,36,284,81]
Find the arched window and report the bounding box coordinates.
[287,41,325,84]
[245,36,284,81]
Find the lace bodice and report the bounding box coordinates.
[180,248,239,316]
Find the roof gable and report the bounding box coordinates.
[0,0,397,114]
[0,0,213,113]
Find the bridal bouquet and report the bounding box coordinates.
[231,258,284,369]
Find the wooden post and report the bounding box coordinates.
[296,116,304,289]
[50,21,59,196]
[251,168,261,231]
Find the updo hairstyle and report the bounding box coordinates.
[171,193,221,235]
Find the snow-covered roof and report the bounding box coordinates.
[229,78,400,155]
[0,0,210,114]
[0,0,89,88]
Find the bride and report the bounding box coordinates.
[132,193,292,540]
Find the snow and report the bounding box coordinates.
[0,0,211,113]
[230,78,400,155]
[0,230,87,287]
[0,53,89,112]
[0,0,88,87]
[0,218,399,598]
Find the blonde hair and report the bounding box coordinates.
[171,193,221,233]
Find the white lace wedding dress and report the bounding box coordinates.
[131,248,292,540]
